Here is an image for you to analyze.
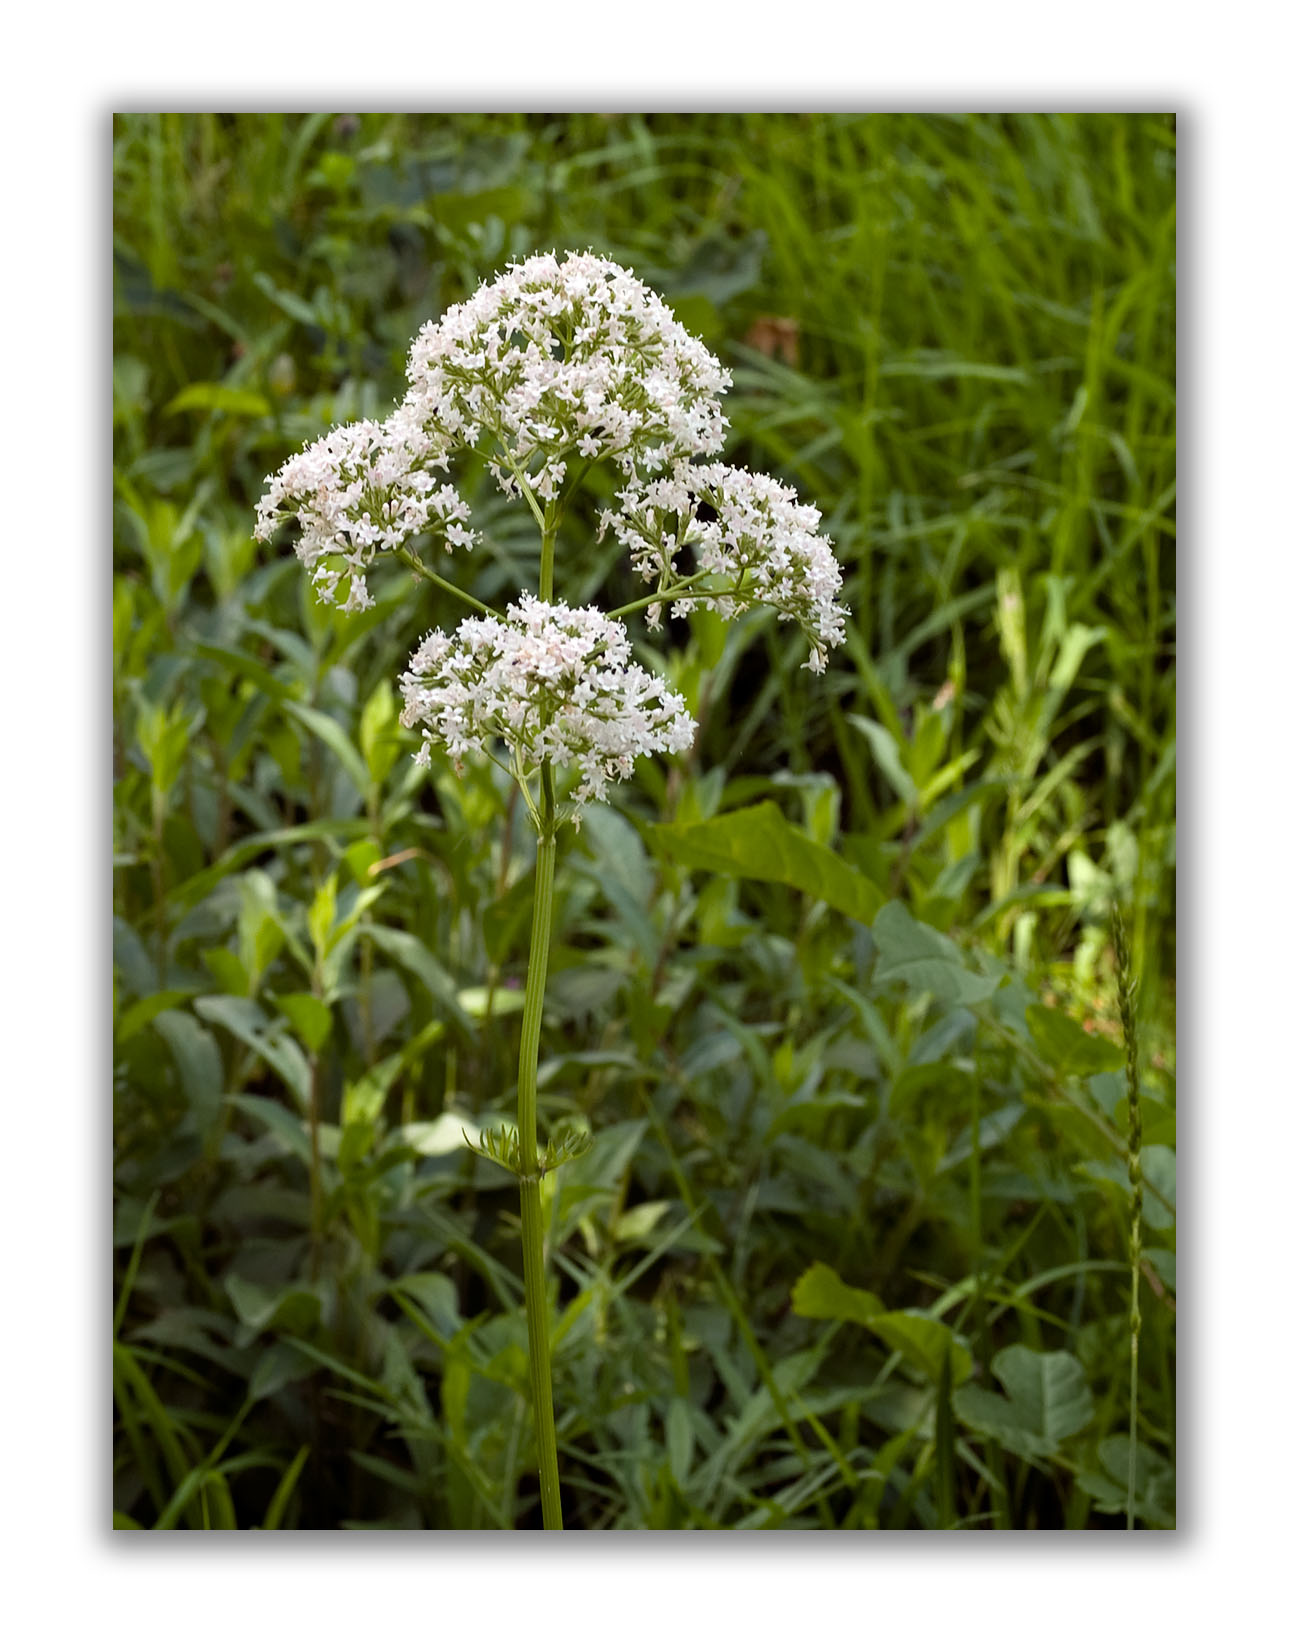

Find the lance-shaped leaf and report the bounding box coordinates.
[650,801,884,923]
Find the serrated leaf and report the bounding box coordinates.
[650,801,883,923]
[953,1345,1093,1460]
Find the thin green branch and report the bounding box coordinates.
[394,546,498,618]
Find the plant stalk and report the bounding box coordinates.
[516,502,563,1529]
[517,765,561,1528]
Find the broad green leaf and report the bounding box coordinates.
[867,1311,973,1386]
[871,901,998,1005]
[790,1261,883,1326]
[1026,1003,1123,1075]
[275,992,332,1054]
[953,1345,1093,1460]
[1076,1435,1175,1527]
[651,801,883,923]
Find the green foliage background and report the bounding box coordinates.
[113,112,1176,1529]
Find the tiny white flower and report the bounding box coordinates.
[602,461,848,668]
[254,413,474,608]
[403,250,732,502]
[399,595,696,812]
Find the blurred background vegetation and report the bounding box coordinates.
[113,112,1175,1529]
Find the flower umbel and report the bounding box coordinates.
[399,594,696,814]
[404,250,732,505]
[253,409,475,611]
[601,461,848,672]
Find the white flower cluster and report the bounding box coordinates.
[600,461,848,672]
[404,250,732,501]
[253,409,475,612]
[399,595,696,808]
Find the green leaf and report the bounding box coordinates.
[790,1261,883,1326]
[196,995,310,1105]
[152,1009,223,1132]
[283,701,370,796]
[666,1396,695,1487]
[953,1345,1093,1460]
[225,1273,320,1335]
[1076,1144,1176,1229]
[358,679,402,787]
[849,714,918,807]
[866,1311,973,1386]
[650,801,883,923]
[457,984,526,1018]
[225,1095,311,1164]
[1076,1435,1175,1528]
[117,988,197,1042]
[1026,1003,1123,1075]
[248,1342,316,1402]
[365,926,474,1033]
[165,382,271,418]
[275,992,332,1054]
[871,901,998,1005]
[398,1111,485,1157]
[261,1446,311,1530]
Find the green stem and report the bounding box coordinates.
[606,572,712,622]
[517,768,561,1528]
[540,503,557,601]
[394,546,498,618]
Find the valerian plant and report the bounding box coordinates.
[255,249,847,1529]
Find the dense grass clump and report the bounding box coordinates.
[113,112,1175,1530]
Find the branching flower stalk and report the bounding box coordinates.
[255,251,848,1529]
[1112,903,1143,1531]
